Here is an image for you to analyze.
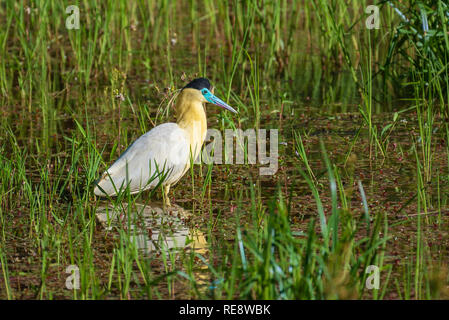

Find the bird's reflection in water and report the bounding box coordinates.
[96,202,207,255]
[96,202,211,295]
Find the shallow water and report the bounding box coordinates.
[3,99,449,299]
[1,1,449,299]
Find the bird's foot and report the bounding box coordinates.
[162,194,172,209]
[162,185,172,209]
[163,198,172,208]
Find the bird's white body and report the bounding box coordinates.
[94,122,201,197]
[93,80,236,205]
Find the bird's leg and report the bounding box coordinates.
[162,184,171,208]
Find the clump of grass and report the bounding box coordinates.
[193,141,388,299]
[383,0,449,107]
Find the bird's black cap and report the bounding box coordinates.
[183,78,211,91]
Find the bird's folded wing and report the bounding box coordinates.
[94,123,190,196]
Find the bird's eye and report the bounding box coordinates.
[201,89,207,94]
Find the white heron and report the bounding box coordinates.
[94,78,237,206]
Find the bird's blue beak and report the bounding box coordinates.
[201,88,238,114]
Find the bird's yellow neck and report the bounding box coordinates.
[176,89,208,158]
